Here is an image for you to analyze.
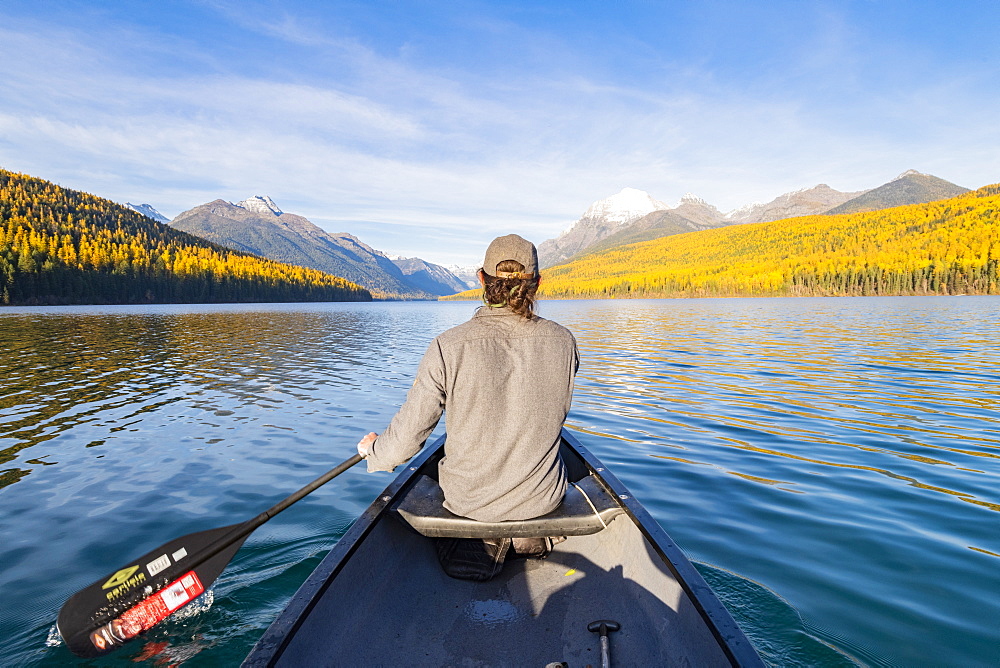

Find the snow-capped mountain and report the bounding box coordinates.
[676,193,706,206]
[234,195,283,216]
[725,201,764,222]
[446,265,481,289]
[538,185,848,267]
[538,188,670,267]
[169,197,470,297]
[170,198,434,297]
[581,187,670,226]
[538,171,968,268]
[125,203,169,223]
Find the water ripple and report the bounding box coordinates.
[549,297,1000,666]
[2,298,999,666]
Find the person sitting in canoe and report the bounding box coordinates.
[357,234,579,575]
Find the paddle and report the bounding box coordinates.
[57,453,364,658]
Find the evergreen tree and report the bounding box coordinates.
[0,169,372,305]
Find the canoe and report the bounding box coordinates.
[243,429,763,667]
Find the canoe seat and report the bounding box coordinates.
[394,474,624,539]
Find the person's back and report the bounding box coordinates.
[358,234,578,522]
[416,304,576,521]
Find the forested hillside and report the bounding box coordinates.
[0,170,371,305]
[443,184,1000,301]
[170,199,438,299]
[537,185,1000,299]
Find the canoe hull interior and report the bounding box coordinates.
[245,430,761,667]
[276,509,731,666]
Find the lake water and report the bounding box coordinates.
[1,297,998,667]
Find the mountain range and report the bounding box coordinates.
[724,183,864,225]
[389,256,471,294]
[127,169,970,295]
[445,266,481,290]
[824,171,967,215]
[538,170,969,268]
[168,198,464,298]
[532,182,1000,300]
[537,188,670,267]
[0,169,370,306]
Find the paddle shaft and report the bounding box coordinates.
[153,453,366,577]
[251,454,365,529]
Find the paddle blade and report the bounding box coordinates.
[57,522,250,658]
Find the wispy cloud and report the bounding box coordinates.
[2,3,999,265]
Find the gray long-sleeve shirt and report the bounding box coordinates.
[366,306,579,522]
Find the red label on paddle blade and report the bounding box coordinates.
[88,571,205,651]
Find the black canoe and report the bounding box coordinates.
[243,429,763,667]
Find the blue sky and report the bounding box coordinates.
[2,1,999,266]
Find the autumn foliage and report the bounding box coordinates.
[446,184,1000,301]
[0,169,371,305]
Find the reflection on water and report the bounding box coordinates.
[0,302,468,667]
[545,296,1000,666]
[1,305,450,487]
[2,297,999,667]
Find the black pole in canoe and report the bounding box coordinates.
[588,619,620,668]
[56,454,364,658]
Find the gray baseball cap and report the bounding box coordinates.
[483,234,538,278]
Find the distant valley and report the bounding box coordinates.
[168,196,465,299]
[389,256,474,295]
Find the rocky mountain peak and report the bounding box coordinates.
[724,183,865,224]
[235,195,282,216]
[538,188,670,267]
[677,192,708,206]
[581,187,669,225]
[446,265,481,289]
[726,201,764,219]
[826,171,968,216]
[671,193,724,226]
[391,256,472,294]
[125,202,169,224]
[893,169,925,181]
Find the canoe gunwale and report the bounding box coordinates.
[243,429,762,667]
[241,434,445,668]
[559,429,763,667]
